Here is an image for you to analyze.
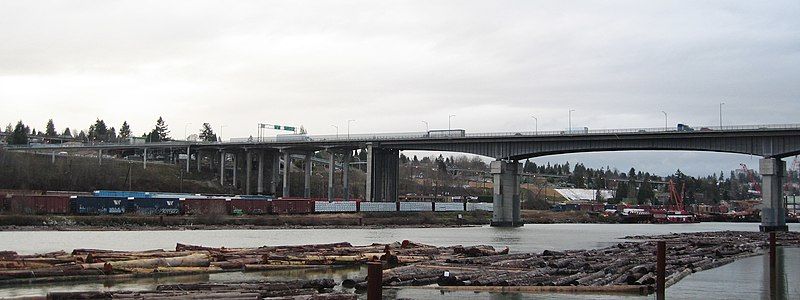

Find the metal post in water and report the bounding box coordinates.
[656,240,666,300]
[769,231,776,269]
[367,261,382,300]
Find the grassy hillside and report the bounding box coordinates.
[0,149,227,194]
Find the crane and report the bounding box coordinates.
[740,164,761,196]
[667,179,685,212]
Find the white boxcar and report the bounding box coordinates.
[467,202,494,212]
[359,202,397,212]
[314,201,358,213]
[399,202,433,212]
[434,202,464,212]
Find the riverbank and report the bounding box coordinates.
[0,210,617,231]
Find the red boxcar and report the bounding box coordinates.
[229,199,272,215]
[5,195,71,214]
[272,199,314,214]
[180,198,229,215]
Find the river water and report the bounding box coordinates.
[0,222,797,299]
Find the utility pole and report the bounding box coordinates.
[719,102,725,128]
[661,111,668,131]
[220,125,226,143]
[331,124,338,139]
[531,116,538,134]
[422,120,429,132]
[448,115,456,131]
[347,120,355,140]
[184,122,191,141]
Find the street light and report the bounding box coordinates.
[661,111,668,131]
[448,115,456,131]
[568,109,575,133]
[347,120,355,140]
[531,116,538,134]
[719,102,725,128]
[220,125,226,143]
[422,120,429,132]
[184,122,192,141]
[331,124,339,139]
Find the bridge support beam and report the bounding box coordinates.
[328,151,335,201]
[257,150,265,194]
[304,153,312,198]
[245,150,253,195]
[366,145,398,202]
[271,152,280,195]
[760,158,788,232]
[98,150,102,165]
[232,152,238,189]
[143,148,147,169]
[343,150,351,201]
[490,160,523,227]
[196,149,201,172]
[219,150,225,186]
[282,152,291,197]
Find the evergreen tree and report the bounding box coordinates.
[45,119,57,136]
[615,181,628,201]
[147,117,170,142]
[199,123,217,142]
[118,121,131,140]
[9,121,29,145]
[108,127,117,142]
[77,130,87,142]
[88,119,108,142]
[62,128,72,137]
[4,123,11,133]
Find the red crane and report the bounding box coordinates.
[668,179,685,211]
[740,164,761,195]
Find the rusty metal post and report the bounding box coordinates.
[367,261,382,300]
[769,232,776,269]
[656,240,666,300]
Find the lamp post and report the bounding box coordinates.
[422,120,429,132]
[661,111,668,131]
[220,125,226,143]
[719,102,725,128]
[531,116,538,134]
[448,115,456,131]
[347,120,355,140]
[568,109,575,133]
[184,122,192,141]
[331,125,339,139]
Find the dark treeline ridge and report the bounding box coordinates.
[2,117,220,144]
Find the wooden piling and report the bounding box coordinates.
[367,261,382,300]
[656,241,665,300]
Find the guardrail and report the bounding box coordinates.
[5,123,800,149]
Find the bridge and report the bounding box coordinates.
[5,123,800,231]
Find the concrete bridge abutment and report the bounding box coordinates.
[490,160,523,227]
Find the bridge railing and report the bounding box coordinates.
[5,123,800,149]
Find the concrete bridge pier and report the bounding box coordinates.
[282,152,291,197]
[328,151,335,201]
[143,148,147,169]
[245,150,253,195]
[219,150,225,186]
[257,150,265,194]
[196,149,202,172]
[343,150,351,201]
[366,145,399,202]
[760,158,788,232]
[304,153,312,198]
[270,152,280,195]
[490,160,523,227]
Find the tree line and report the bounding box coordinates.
[3,118,220,145]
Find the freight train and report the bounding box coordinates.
[0,190,493,216]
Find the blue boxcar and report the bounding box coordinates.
[128,198,181,215]
[93,190,152,198]
[74,196,127,214]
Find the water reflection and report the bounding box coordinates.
[765,247,787,300]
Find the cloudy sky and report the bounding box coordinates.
[1,1,798,176]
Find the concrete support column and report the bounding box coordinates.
[232,152,238,189]
[760,158,788,232]
[343,150,351,201]
[98,149,102,165]
[386,150,399,202]
[51,151,56,164]
[328,151,335,201]
[143,148,148,169]
[196,149,201,172]
[490,160,523,227]
[257,150,265,194]
[245,150,253,195]
[365,145,376,201]
[219,150,225,186]
[271,152,280,195]
[304,153,312,198]
[186,146,191,173]
[282,152,291,197]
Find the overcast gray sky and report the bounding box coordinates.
[1,1,798,176]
